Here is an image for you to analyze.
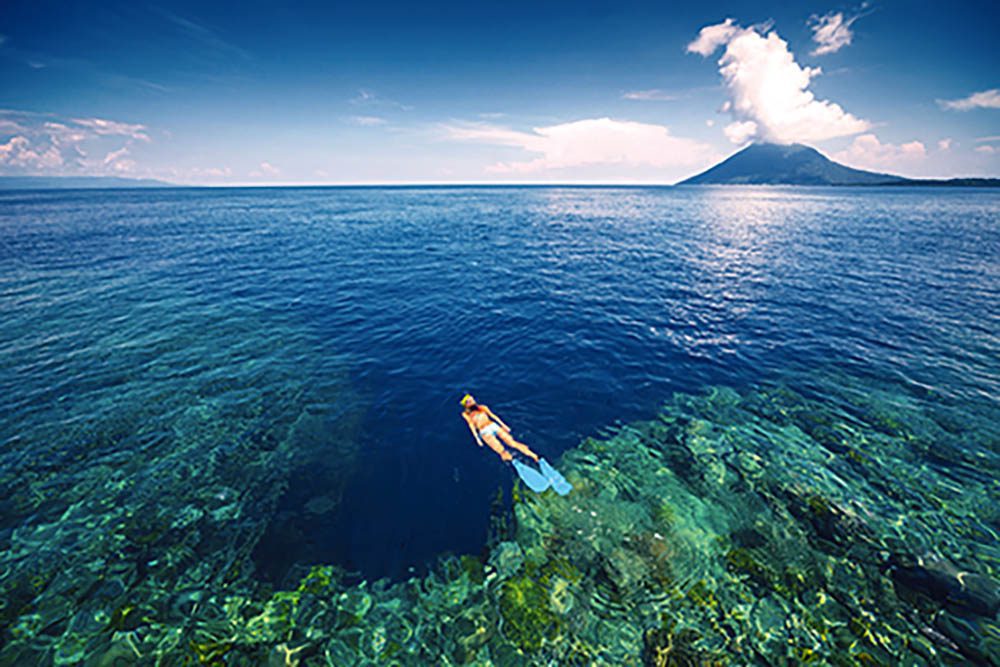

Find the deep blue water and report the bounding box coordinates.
[1,185,997,583]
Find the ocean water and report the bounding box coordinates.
[0,185,997,665]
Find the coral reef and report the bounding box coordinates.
[2,375,998,665]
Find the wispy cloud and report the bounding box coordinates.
[0,110,151,175]
[809,11,861,56]
[102,146,129,165]
[688,19,870,144]
[350,88,412,111]
[442,117,715,175]
[975,135,1000,143]
[347,115,387,127]
[351,89,377,105]
[7,47,170,93]
[938,89,1000,111]
[974,145,995,154]
[155,8,252,62]
[621,89,679,102]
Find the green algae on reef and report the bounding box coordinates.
[1,375,999,665]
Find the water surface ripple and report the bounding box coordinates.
[1,185,997,583]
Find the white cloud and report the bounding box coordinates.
[250,161,280,177]
[101,145,137,174]
[937,138,953,151]
[0,135,63,169]
[832,133,926,171]
[348,115,387,127]
[102,146,130,166]
[72,117,150,141]
[622,89,678,101]
[938,89,1000,111]
[975,145,996,154]
[443,117,715,176]
[42,122,89,147]
[0,110,151,175]
[976,135,1000,143]
[688,20,870,144]
[0,119,26,133]
[809,12,859,56]
[687,18,742,57]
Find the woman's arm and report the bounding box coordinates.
[484,406,511,431]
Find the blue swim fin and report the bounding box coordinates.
[512,460,550,493]
[539,459,573,496]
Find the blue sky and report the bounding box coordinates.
[1,0,998,184]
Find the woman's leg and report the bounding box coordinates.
[482,434,513,462]
[497,430,540,462]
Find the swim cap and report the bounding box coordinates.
[460,393,474,406]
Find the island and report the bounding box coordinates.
[0,176,173,190]
[679,143,1000,187]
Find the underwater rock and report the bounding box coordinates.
[725,547,777,592]
[731,527,767,550]
[782,487,876,548]
[642,618,712,667]
[602,547,650,594]
[489,541,525,581]
[265,641,312,666]
[303,495,337,516]
[888,554,1000,617]
[796,419,851,456]
[932,611,999,665]
[497,574,561,652]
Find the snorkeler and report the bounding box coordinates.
[460,394,540,463]
[461,393,573,495]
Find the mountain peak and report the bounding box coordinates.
[680,142,911,186]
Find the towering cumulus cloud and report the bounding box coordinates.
[688,19,870,144]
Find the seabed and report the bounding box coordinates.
[1,373,998,665]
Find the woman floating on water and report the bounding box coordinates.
[460,393,573,495]
[461,393,539,462]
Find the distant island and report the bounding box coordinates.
[0,176,173,190]
[680,143,1000,187]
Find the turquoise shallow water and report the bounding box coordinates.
[0,186,998,664]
